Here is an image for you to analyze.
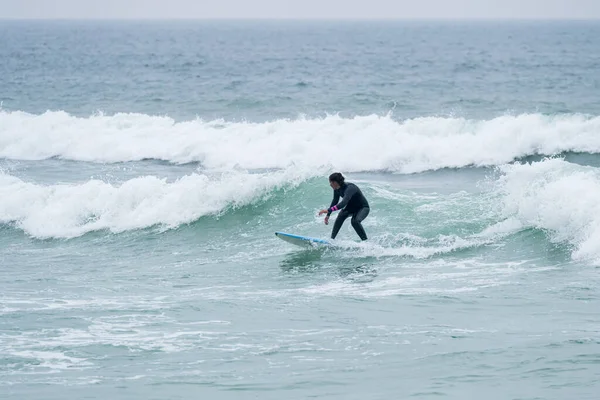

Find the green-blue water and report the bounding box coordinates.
[1,20,600,399]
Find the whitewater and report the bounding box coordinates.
[2,110,600,171]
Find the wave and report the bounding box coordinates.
[496,157,600,264]
[3,110,600,173]
[0,169,314,239]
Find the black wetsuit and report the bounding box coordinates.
[327,182,370,240]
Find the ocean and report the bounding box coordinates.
[1,19,600,399]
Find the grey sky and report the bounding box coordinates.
[1,0,600,20]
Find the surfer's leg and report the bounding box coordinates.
[351,207,370,240]
[331,210,350,239]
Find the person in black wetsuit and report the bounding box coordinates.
[318,172,370,240]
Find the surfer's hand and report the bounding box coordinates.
[318,209,328,216]
[324,216,329,225]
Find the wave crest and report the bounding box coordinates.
[3,111,600,173]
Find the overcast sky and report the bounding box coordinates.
[1,0,600,20]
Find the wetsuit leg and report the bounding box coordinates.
[351,207,370,240]
[331,209,351,239]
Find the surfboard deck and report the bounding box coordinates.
[275,232,331,248]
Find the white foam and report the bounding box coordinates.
[478,217,525,237]
[329,234,493,259]
[0,168,314,238]
[0,313,228,371]
[9,350,91,371]
[2,110,600,172]
[496,158,600,264]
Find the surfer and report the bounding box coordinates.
[318,172,370,240]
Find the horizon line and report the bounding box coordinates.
[1,16,600,21]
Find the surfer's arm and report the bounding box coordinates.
[326,191,340,217]
[327,192,340,216]
[328,185,357,213]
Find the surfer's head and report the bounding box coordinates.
[328,172,345,189]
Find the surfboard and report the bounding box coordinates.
[275,232,331,248]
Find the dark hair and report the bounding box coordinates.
[328,172,345,185]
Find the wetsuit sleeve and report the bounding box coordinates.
[328,185,357,213]
[327,191,340,216]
